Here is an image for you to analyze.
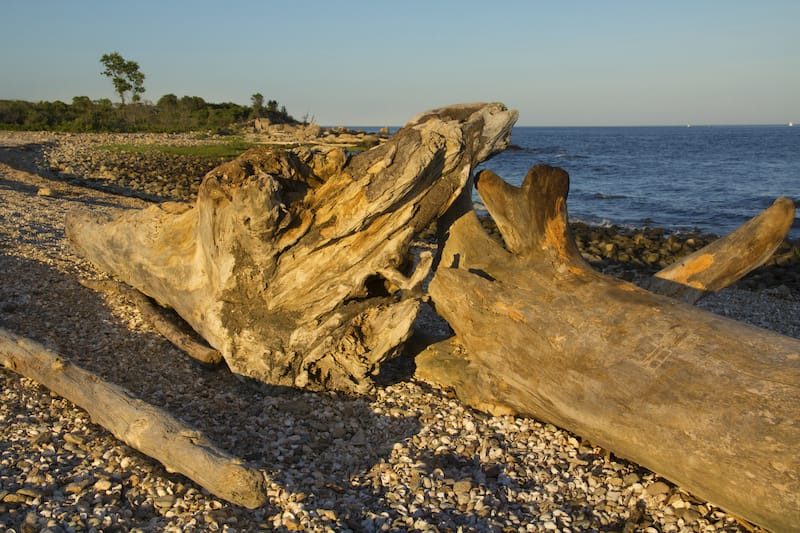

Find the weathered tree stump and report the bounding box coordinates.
[66,103,518,393]
[416,164,799,532]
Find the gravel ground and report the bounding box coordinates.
[2,131,795,532]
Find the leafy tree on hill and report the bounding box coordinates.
[100,52,146,105]
[251,93,264,118]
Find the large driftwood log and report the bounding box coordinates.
[0,328,267,508]
[416,165,799,532]
[67,103,518,393]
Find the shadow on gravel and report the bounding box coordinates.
[0,175,139,213]
[0,140,170,203]
[0,141,53,176]
[0,252,421,530]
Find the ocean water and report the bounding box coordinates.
[475,125,800,240]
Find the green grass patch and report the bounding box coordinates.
[98,138,256,159]
[344,142,378,154]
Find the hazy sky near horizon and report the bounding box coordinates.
[2,1,798,126]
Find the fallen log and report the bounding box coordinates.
[0,328,267,508]
[66,103,518,393]
[416,164,799,532]
[78,279,223,365]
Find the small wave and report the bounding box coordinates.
[526,145,561,154]
[568,216,711,236]
[568,216,642,232]
[591,193,627,200]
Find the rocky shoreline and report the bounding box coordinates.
[1,130,797,532]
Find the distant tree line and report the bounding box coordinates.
[2,52,298,132]
[0,95,297,133]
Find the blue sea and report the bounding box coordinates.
[356,124,799,240]
[475,125,800,240]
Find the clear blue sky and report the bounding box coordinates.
[2,1,798,126]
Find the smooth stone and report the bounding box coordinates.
[153,494,176,510]
[93,479,112,491]
[646,481,671,496]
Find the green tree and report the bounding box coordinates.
[68,96,121,131]
[157,93,179,109]
[0,100,28,127]
[251,93,265,118]
[100,52,146,104]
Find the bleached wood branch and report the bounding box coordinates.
[0,328,267,508]
[79,279,222,364]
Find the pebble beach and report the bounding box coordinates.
[1,131,798,532]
